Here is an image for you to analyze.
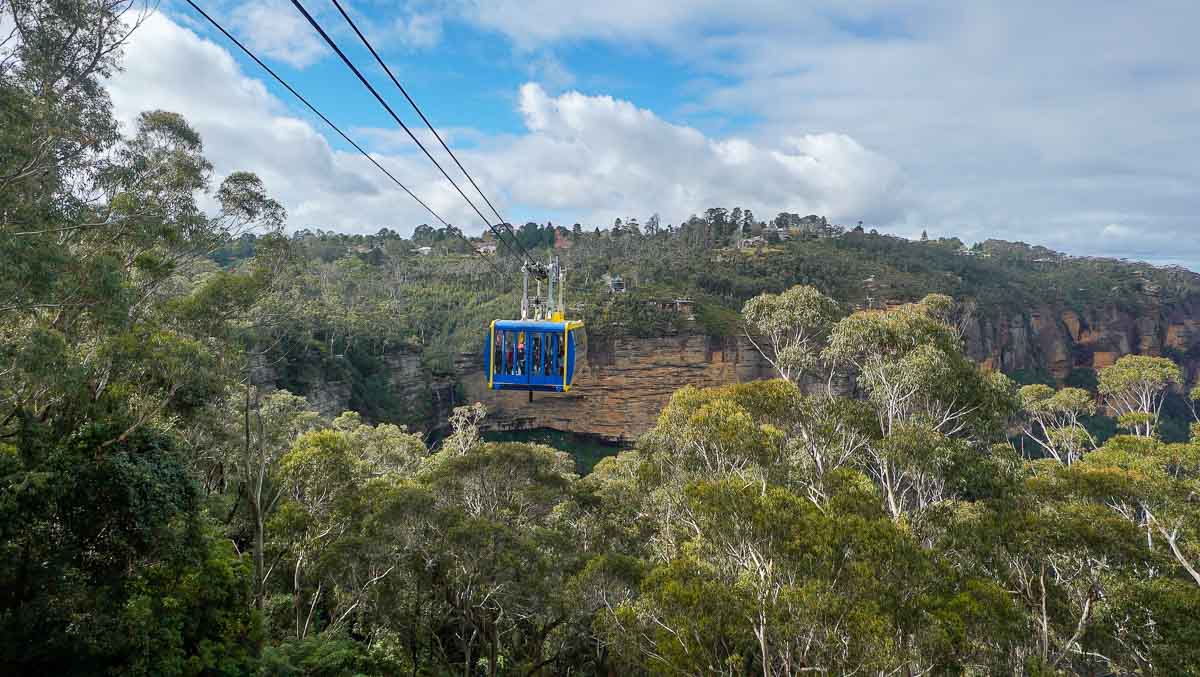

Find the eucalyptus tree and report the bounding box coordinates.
[825,294,1015,442]
[822,295,1015,522]
[232,389,320,612]
[741,285,840,386]
[1098,355,1182,437]
[940,483,1145,674]
[1188,384,1200,439]
[277,428,364,639]
[441,402,487,456]
[419,441,581,676]
[637,383,786,564]
[1018,384,1097,464]
[1066,436,1200,588]
[1,2,286,671]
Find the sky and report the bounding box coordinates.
[105,1,1200,269]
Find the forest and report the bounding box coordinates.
[206,206,1200,434]
[3,2,1200,675]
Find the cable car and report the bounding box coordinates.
[485,258,585,393]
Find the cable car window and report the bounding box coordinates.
[502,331,510,375]
[505,331,514,375]
[558,335,565,377]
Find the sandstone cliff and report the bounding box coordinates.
[294,299,1200,443]
[457,300,1200,443]
[964,302,1200,381]
[458,334,774,442]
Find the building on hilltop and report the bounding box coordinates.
[603,273,627,293]
[761,225,791,241]
[649,298,695,321]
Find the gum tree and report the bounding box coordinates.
[1098,355,1181,437]
[1019,384,1097,465]
[741,285,840,386]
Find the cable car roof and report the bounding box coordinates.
[493,319,583,332]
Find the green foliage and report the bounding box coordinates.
[1098,354,1182,436]
[484,427,624,474]
[4,3,1200,673]
[585,288,683,338]
[0,427,260,675]
[826,295,1018,442]
[691,297,742,336]
[1,4,286,672]
[742,284,840,382]
[1011,368,1056,387]
[258,636,371,676]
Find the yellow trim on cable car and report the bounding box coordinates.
[561,320,584,392]
[488,319,496,389]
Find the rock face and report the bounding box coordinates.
[457,300,1200,443]
[459,334,775,442]
[297,298,1200,443]
[275,350,457,429]
[384,351,458,428]
[963,300,1200,383]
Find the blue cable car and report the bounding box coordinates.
[486,319,584,392]
[484,257,584,393]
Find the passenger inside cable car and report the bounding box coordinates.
[487,320,583,392]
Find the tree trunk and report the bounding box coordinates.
[757,617,772,677]
[463,624,475,677]
[294,553,304,640]
[488,621,498,677]
[409,585,421,677]
[1165,530,1200,587]
[245,380,265,611]
[1039,564,1049,662]
[253,499,265,610]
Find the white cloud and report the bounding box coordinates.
[0,10,15,48]
[107,13,903,238]
[391,12,441,48]
[1102,223,1134,239]
[351,125,486,155]
[108,14,390,225]
[444,0,1200,267]
[105,6,1200,269]
[456,0,810,49]
[231,0,327,68]
[525,53,575,91]
[493,84,905,226]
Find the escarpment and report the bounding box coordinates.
[458,334,774,442]
[459,299,1200,442]
[293,291,1200,443]
[965,301,1200,382]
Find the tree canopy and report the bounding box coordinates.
[3,3,1200,674]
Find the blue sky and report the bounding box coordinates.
[107,1,1200,269]
[234,5,741,143]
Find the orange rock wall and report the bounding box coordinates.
[459,334,773,441]
[460,301,1200,442]
[963,301,1200,381]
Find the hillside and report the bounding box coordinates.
[235,221,1200,439]
[9,3,1200,673]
